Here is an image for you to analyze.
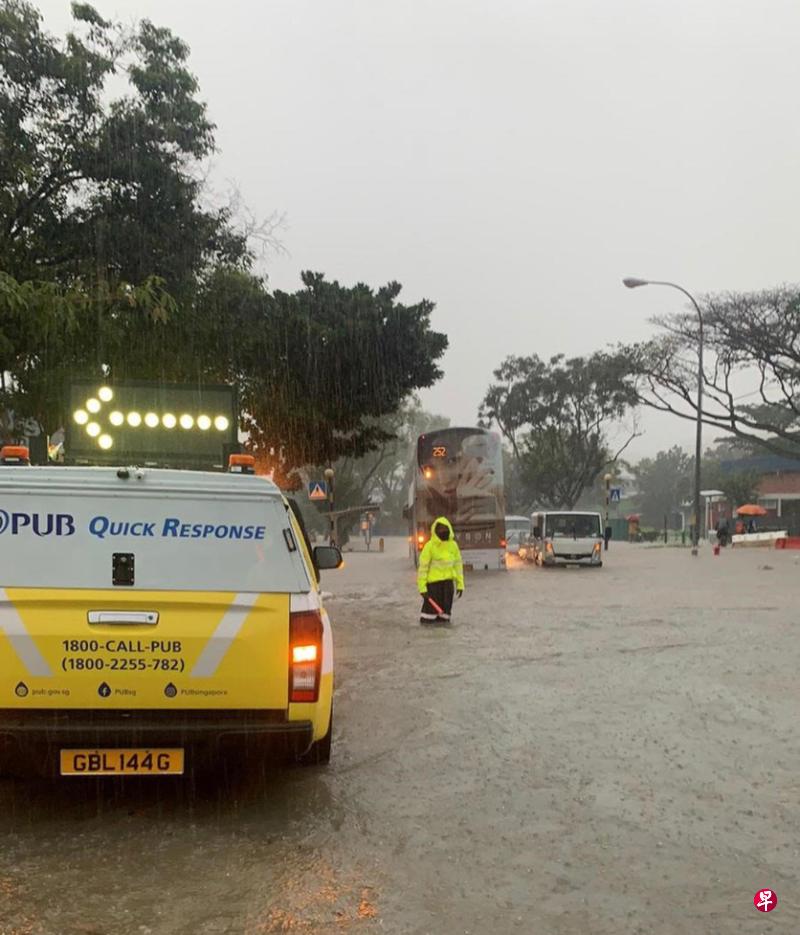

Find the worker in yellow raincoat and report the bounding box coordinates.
[417,516,465,624]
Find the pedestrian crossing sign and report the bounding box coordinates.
[308,481,328,501]
[610,486,622,503]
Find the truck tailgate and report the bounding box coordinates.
[0,588,289,709]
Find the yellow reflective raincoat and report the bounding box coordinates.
[417,517,465,594]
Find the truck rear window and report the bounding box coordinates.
[0,492,310,592]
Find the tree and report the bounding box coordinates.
[621,286,800,458]
[0,1,248,295]
[1,266,448,477]
[701,442,762,511]
[0,6,448,472]
[0,0,251,429]
[710,468,761,511]
[632,447,693,527]
[0,270,177,432]
[0,6,447,474]
[502,445,531,515]
[480,353,638,509]
[196,271,448,486]
[305,398,450,536]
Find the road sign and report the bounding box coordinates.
[308,481,328,501]
[610,486,622,503]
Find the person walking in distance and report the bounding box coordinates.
[418,517,464,624]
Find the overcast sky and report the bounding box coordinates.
[38,0,800,459]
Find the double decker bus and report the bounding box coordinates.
[407,427,506,570]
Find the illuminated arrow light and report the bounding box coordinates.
[74,385,233,449]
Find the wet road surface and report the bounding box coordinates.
[1,539,799,934]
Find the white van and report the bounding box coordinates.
[0,464,341,777]
[530,511,604,567]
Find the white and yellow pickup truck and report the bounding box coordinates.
[0,464,341,777]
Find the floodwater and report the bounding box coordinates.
[1,539,799,934]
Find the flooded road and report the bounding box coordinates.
[1,540,799,934]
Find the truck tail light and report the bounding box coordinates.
[289,610,323,702]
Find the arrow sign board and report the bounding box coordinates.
[610,486,622,503]
[308,481,328,501]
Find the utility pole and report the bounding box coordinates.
[324,466,335,546]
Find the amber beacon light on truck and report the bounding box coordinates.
[228,454,256,474]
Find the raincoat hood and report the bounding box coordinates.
[431,517,455,541]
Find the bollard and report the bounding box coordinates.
[379,537,384,553]
[713,544,720,557]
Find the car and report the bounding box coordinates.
[504,514,531,557]
[505,529,525,556]
[0,459,342,778]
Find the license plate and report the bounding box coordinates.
[60,748,184,776]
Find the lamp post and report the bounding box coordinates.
[623,277,704,556]
[604,472,612,550]
[324,466,336,546]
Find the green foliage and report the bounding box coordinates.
[632,443,762,526]
[481,353,636,509]
[308,398,450,535]
[620,285,800,456]
[0,0,246,294]
[0,271,177,428]
[632,446,693,527]
[194,271,447,484]
[502,446,530,515]
[0,4,448,472]
[0,268,447,476]
[702,458,761,511]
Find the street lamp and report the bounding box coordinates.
[623,277,704,556]
[323,467,336,546]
